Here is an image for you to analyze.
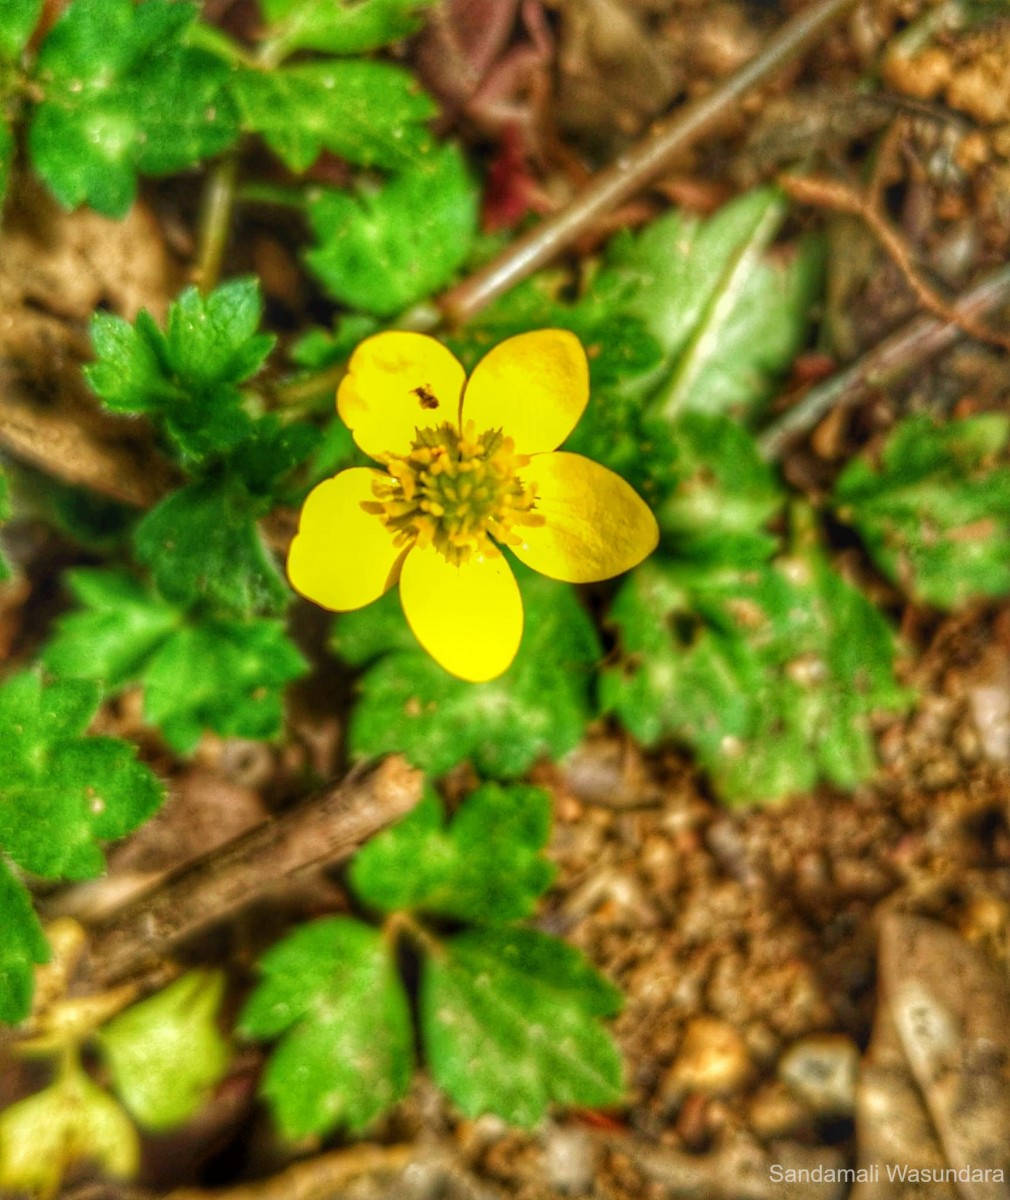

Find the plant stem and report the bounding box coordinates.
[194,153,239,294]
[436,0,863,327]
[757,261,1010,461]
[83,757,423,992]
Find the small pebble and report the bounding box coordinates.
[542,1124,596,1195]
[663,1016,753,1103]
[778,1034,859,1116]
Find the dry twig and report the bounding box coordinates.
[84,756,423,992]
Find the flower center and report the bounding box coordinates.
[365,421,544,565]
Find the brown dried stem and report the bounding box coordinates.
[84,756,423,992]
[779,172,1010,352]
[436,0,863,327]
[758,261,1010,461]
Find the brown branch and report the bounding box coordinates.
[779,172,1010,352]
[84,756,423,991]
[436,0,863,327]
[757,261,1010,461]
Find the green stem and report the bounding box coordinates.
[193,153,239,294]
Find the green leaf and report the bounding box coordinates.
[86,280,276,465]
[0,469,12,582]
[0,0,43,59]
[422,927,623,1127]
[43,569,180,687]
[141,615,307,754]
[0,672,164,879]
[234,61,435,173]
[833,413,1010,609]
[238,917,413,1138]
[341,572,601,778]
[0,1063,138,1194]
[656,413,784,565]
[305,143,478,317]
[0,859,50,1025]
[29,0,239,216]
[350,783,555,921]
[98,970,231,1131]
[134,477,288,617]
[600,545,912,806]
[40,570,305,753]
[258,0,439,56]
[603,188,822,421]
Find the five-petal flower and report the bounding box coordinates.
[288,329,658,681]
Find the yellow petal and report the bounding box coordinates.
[399,545,523,682]
[513,452,659,583]
[288,468,405,610]
[461,329,589,454]
[337,331,467,459]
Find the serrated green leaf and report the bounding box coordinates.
[259,0,438,56]
[234,60,435,173]
[656,413,784,564]
[134,478,288,617]
[98,970,231,1131]
[341,572,601,778]
[422,926,623,1127]
[290,313,379,371]
[305,143,477,316]
[43,569,180,686]
[0,859,50,1025]
[0,671,164,880]
[350,783,555,921]
[86,281,277,466]
[238,917,413,1137]
[165,278,275,392]
[29,0,239,216]
[141,615,307,753]
[833,413,1010,609]
[0,469,12,583]
[0,1063,138,1194]
[0,0,42,59]
[41,570,307,754]
[601,548,912,805]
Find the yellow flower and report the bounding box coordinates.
[288,329,658,682]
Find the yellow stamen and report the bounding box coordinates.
[369,420,545,565]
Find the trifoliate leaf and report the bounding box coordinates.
[41,570,306,754]
[0,0,42,58]
[0,859,50,1025]
[350,783,555,922]
[305,143,478,316]
[28,0,239,216]
[600,546,912,806]
[0,469,12,582]
[98,970,231,1131]
[234,60,435,173]
[603,187,821,421]
[0,1063,139,1195]
[833,413,1010,609]
[0,672,164,879]
[42,569,180,687]
[141,614,307,753]
[238,917,413,1138]
[656,413,784,565]
[134,477,288,617]
[86,279,275,464]
[422,927,623,1127]
[165,277,276,392]
[258,0,439,56]
[340,573,601,778]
